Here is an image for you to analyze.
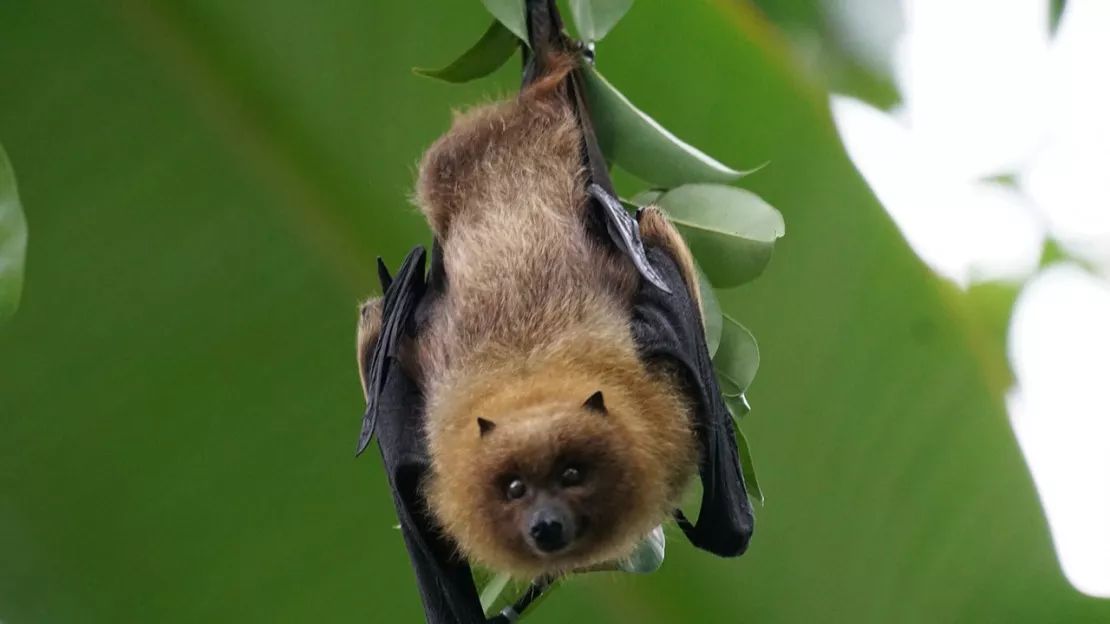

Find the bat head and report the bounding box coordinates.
[475,390,630,563]
[425,373,695,580]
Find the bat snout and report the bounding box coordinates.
[526,503,575,554]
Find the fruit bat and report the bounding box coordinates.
[355,2,754,621]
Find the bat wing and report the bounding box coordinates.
[357,246,489,623]
[356,247,426,457]
[630,245,756,558]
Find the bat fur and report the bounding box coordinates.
[357,51,706,580]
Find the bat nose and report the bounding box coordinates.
[528,507,571,553]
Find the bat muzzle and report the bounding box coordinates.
[527,503,576,554]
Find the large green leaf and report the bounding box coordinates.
[582,64,746,187]
[2,1,1108,623]
[414,20,520,84]
[569,0,635,42]
[963,280,1022,394]
[481,0,529,45]
[0,142,27,324]
[657,183,785,288]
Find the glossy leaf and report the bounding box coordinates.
[726,393,752,416]
[630,189,662,206]
[0,142,27,324]
[569,0,635,42]
[727,404,765,504]
[583,65,746,187]
[414,21,520,84]
[696,261,723,357]
[1050,0,1067,33]
[657,183,785,288]
[619,524,666,574]
[714,312,760,398]
[480,0,529,46]
[617,190,660,213]
[480,571,512,613]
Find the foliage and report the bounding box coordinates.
[414,21,520,84]
[1,0,1106,623]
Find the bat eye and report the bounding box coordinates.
[560,466,583,487]
[506,478,527,501]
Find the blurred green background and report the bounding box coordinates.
[1,0,1106,622]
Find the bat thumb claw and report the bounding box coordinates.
[355,415,376,457]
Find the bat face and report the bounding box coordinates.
[426,389,667,579]
[482,406,628,564]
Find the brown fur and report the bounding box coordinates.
[356,297,383,400]
[357,52,706,579]
[638,205,704,320]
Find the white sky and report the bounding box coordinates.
[831,0,1110,598]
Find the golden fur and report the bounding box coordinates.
[357,54,705,579]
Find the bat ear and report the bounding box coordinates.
[477,417,497,436]
[583,391,607,415]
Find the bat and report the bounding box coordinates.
[355,2,753,621]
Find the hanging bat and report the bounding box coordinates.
[355,1,753,621]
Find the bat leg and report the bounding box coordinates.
[637,206,703,317]
[356,297,384,399]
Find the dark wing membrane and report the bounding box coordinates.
[356,245,490,623]
[374,360,487,624]
[630,246,755,557]
[356,247,427,457]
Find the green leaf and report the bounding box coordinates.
[727,404,764,504]
[581,525,668,575]
[569,0,635,42]
[725,392,751,416]
[657,183,784,288]
[414,21,520,84]
[619,524,666,574]
[1051,0,1067,34]
[714,312,759,397]
[696,261,722,357]
[582,65,746,187]
[479,571,512,613]
[619,189,662,213]
[0,142,28,325]
[630,189,662,206]
[480,0,529,46]
[474,570,560,621]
